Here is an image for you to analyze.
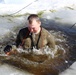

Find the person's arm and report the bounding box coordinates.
[47,32,55,49]
[15,31,22,48]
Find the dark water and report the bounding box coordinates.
[42,18,76,62]
[0,18,76,75]
[42,18,76,59]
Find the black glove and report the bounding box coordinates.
[4,45,12,53]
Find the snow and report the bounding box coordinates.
[0,0,76,14]
[59,62,76,75]
[0,64,33,75]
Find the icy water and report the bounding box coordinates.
[0,17,76,75]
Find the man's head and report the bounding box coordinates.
[27,14,41,33]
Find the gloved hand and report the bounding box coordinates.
[4,45,12,54]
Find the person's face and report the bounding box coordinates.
[28,19,41,33]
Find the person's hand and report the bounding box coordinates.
[4,45,12,55]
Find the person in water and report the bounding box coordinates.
[4,14,56,55]
[3,14,70,75]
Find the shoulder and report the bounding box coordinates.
[41,27,50,35]
[18,27,29,35]
[18,27,30,37]
[41,27,54,38]
[41,27,46,32]
[19,27,28,33]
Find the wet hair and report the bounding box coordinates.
[4,45,12,53]
[27,14,40,24]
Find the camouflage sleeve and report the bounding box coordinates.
[47,32,55,49]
